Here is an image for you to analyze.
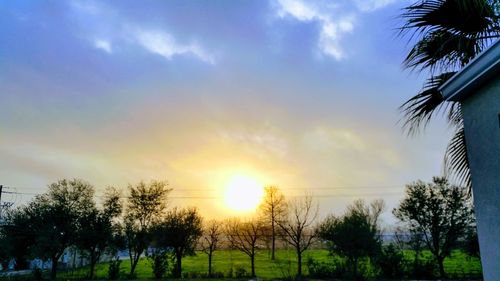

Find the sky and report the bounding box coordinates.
[0,0,454,224]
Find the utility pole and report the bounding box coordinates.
[0,184,3,223]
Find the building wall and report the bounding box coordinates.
[461,76,500,281]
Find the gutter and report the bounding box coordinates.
[439,39,500,102]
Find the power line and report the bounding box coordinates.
[1,190,402,200]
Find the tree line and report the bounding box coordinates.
[0,177,476,280]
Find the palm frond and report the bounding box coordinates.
[400,72,456,135]
[444,126,471,192]
[404,30,481,71]
[400,0,500,71]
[401,0,499,35]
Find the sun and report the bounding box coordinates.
[224,175,264,213]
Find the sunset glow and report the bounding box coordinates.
[224,175,264,213]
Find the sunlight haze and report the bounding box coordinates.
[0,0,454,224]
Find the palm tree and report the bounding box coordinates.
[399,0,499,190]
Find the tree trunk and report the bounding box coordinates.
[353,257,358,280]
[437,256,446,278]
[175,252,182,278]
[208,252,213,276]
[89,248,98,279]
[297,249,302,278]
[50,256,59,280]
[251,254,255,277]
[271,221,276,260]
[130,254,140,276]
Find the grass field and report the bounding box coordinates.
[50,248,481,280]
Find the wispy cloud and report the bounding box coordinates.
[133,29,215,64]
[272,0,396,60]
[354,0,398,12]
[93,39,112,53]
[70,1,215,64]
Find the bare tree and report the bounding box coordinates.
[277,195,318,278]
[200,220,223,276]
[259,185,287,260]
[124,180,171,276]
[225,218,263,277]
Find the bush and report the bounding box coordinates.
[306,257,346,279]
[150,252,169,279]
[32,268,43,281]
[376,244,407,279]
[412,258,436,279]
[201,271,225,278]
[108,258,121,280]
[234,265,248,278]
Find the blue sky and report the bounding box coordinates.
[0,0,453,222]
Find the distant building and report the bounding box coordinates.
[440,39,500,281]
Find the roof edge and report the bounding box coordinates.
[440,39,500,102]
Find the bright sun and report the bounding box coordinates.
[224,175,264,213]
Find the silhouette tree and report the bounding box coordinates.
[318,199,384,279]
[124,180,171,276]
[225,218,264,277]
[200,219,223,276]
[159,207,203,278]
[26,179,95,280]
[276,195,318,278]
[393,177,473,277]
[75,187,122,279]
[259,186,287,260]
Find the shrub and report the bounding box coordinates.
[306,257,346,279]
[150,252,169,279]
[32,268,43,281]
[412,258,436,279]
[108,258,121,280]
[376,244,407,279]
[234,265,248,278]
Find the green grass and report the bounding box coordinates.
[3,249,482,280]
[67,249,330,280]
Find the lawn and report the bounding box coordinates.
[1,249,481,280]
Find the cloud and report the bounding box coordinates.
[70,1,214,64]
[354,0,398,12]
[274,0,354,60]
[93,39,112,53]
[272,0,396,60]
[133,29,215,64]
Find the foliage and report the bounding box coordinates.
[393,177,474,277]
[107,257,121,280]
[463,226,480,258]
[306,257,346,279]
[74,187,122,279]
[318,199,383,280]
[276,195,318,278]
[399,0,500,189]
[124,180,171,276]
[154,207,203,278]
[31,268,43,281]
[375,244,407,279]
[259,186,287,260]
[0,208,34,270]
[148,249,169,279]
[26,179,95,280]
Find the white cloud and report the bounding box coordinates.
[274,0,355,60]
[134,29,215,64]
[94,39,112,53]
[353,0,398,12]
[70,1,215,64]
[273,0,396,60]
